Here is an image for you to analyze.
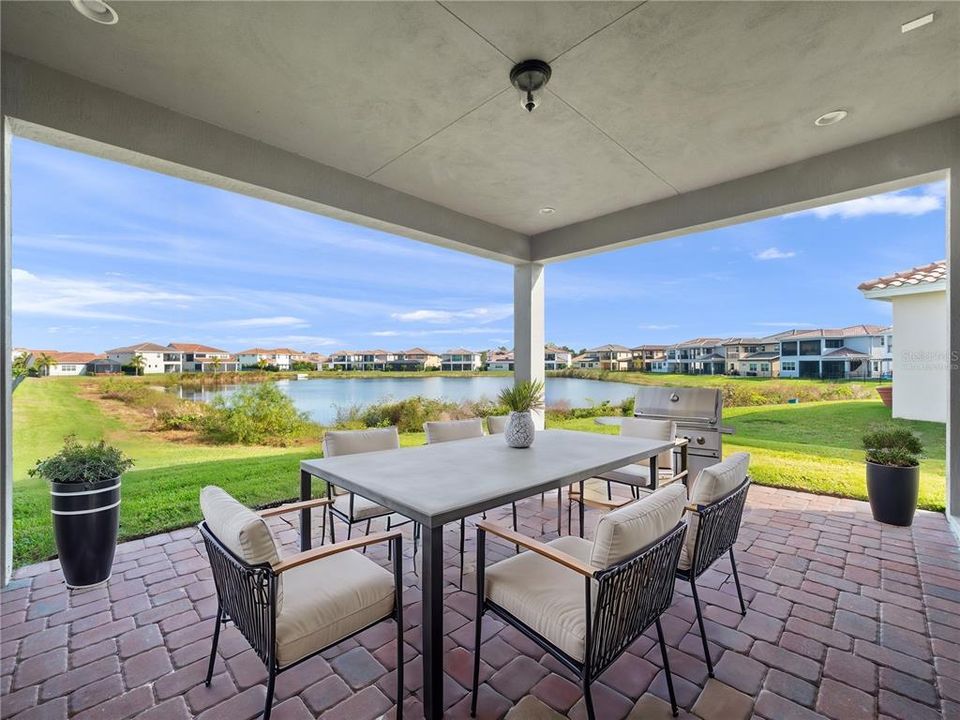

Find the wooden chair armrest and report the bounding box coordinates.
[674,437,689,447]
[476,521,597,578]
[258,497,332,518]
[273,530,401,574]
[684,502,703,514]
[671,470,689,482]
[582,496,633,510]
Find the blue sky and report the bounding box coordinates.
[12,136,947,354]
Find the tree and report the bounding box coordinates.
[35,353,54,377]
[211,356,222,375]
[12,352,29,378]
[256,358,269,372]
[129,353,146,376]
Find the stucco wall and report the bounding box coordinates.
[892,291,948,423]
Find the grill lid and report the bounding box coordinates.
[634,386,722,424]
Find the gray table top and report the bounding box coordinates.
[300,429,674,527]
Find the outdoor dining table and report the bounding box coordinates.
[299,428,677,720]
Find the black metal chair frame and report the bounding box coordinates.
[199,513,405,720]
[324,481,419,557]
[471,521,689,720]
[676,477,751,678]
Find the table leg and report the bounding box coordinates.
[578,480,585,538]
[422,525,444,720]
[649,456,659,491]
[299,469,312,552]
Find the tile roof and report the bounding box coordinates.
[588,344,631,352]
[742,351,780,360]
[105,342,171,353]
[858,260,947,292]
[674,337,725,347]
[49,351,99,364]
[403,347,438,355]
[444,348,479,355]
[168,342,230,353]
[785,324,889,339]
[822,346,870,358]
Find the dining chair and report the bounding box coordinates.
[198,486,405,720]
[323,427,418,556]
[423,418,519,589]
[677,452,751,677]
[471,485,689,720]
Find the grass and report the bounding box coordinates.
[12,377,945,567]
[549,399,945,513]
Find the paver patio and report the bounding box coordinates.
[1,485,958,720]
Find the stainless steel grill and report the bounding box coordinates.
[634,386,732,481]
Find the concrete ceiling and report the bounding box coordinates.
[2,1,958,235]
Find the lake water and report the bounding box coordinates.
[176,376,638,424]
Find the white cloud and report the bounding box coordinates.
[753,247,796,261]
[390,305,512,324]
[12,268,194,323]
[790,183,945,220]
[212,316,308,328]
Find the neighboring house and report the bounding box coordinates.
[544,344,572,371]
[402,348,441,370]
[328,350,405,371]
[87,356,123,374]
[45,352,99,376]
[105,342,181,374]
[860,260,947,422]
[572,353,600,369]
[486,350,514,371]
[236,348,297,370]
[630,345,667,372]
[168,342,240,373]
[585,344,633,371]
[441,349,483,371]
[723,337,782,377]
[777,325,890,380]
[667,338,727,375]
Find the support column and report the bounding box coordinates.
[1,118,12,585]
[948,167,959,535]
[514,263,545,429]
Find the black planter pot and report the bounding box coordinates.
[865,462,919,527]
[50,476,121,589]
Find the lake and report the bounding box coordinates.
[175,376,638,424]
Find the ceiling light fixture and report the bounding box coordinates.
[69,0,118,25]
[902,13,934,33]
[539,207,556,215]
[814,110,848,127]
[510,60,552,113]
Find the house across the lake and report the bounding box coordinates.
[860,260,947,422]
[105,342,182,374]
[544,344,572,371]
[631,345,667,372]
[441,349,483,371]
[485,349,514,371]
[776,325,891,380]
[168,342,240,373]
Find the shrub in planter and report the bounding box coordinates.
[862,424,923,526]
[498,379,545,448]
[30,437,133,588]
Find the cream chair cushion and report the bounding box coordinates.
[599,464,675,488]
[423,418,484,444]
[322,427,399,501]
[200,486,283,606]
[620,418,677,471]
[590,484,687,569]
[486,415,509,435]
[679,452,750,571]
[485,535,594,662]
[333,492,390,521]
[275,549,394,667]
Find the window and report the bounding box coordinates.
[762,363,769,371]
[799,340,821,356]
[782,342,798,356]
[879,337,885,346]
[782,361,796,371]
[749,363,758,372]
[825,339,843,349]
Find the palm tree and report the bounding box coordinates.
[256,358,269,372]
[35,353,54,377]
[129,353,146,376]
[12,352,29,378]
[212,356,222,375]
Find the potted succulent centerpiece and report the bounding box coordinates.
[498,379,545,448]
[30,436,133,589]
[863,424,923,527]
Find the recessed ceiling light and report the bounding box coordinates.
[539,207,556,215]
[902,13,934,33]
[814,110,848,127]
[69,0,118,25]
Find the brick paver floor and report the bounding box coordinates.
[1,485,958,719]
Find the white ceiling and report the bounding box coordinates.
[2,1,958,235]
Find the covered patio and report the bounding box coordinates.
[1,2,959,719]
[2,486,958,719]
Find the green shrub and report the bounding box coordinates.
[202,383,312,446]
[333,396,503,433]
[498,380,545,412]
[863,423,923,467]
[29,435,133,483]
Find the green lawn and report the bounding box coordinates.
[12,378,946,567]
[549,400,945,513]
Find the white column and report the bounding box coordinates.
[1,119,12,585]
[514,263,545,429]
[948,167,959,534]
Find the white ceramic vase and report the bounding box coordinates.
[505,410,535,448]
